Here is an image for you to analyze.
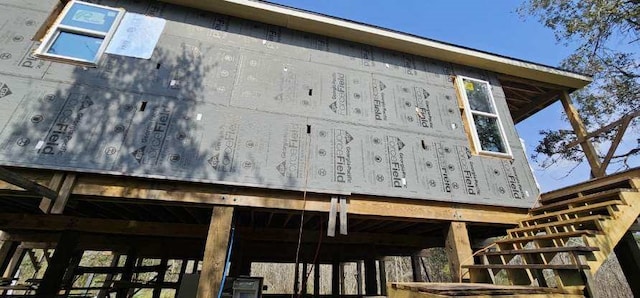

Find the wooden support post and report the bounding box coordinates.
[559,91,602,177]
[228,240,243,277]
[97,253,120,298]
[364,258,378,296]
[356,261,363,296]
[39,172,65,213]
[339,262,345,295]
[445,221,473,282]
[331,260,340,298]
[36,231,79,298]
[411,255,424,282]
[294,262,300,295]
[614,231,640,297]
[2,247,25,279]
[313,261,320,297]
[61,250,83,296]
[50,173,77,214]
[197,206,234,298]
[302,263,308,295]
[0,233,18,276]
[153,258,168,298]
[117,250,137,298]
[175,259,189,297]
[379,258,387,296]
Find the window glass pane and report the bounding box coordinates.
[463,78,495,113]
[47,32,103,62]
[472,114,506,153]
[61,2,119,33]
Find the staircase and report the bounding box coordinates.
[463,170,640,295]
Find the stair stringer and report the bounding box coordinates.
[582,190,640,273]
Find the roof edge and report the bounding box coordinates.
[160,0,593,89]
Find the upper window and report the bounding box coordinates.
[35,1,124,65]
[455,76,512,158]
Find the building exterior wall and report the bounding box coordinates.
[0,0,540,208]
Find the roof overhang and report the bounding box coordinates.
[158,0,593,122]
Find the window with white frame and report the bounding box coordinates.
[455,75,512,158]
[35,0,124,65]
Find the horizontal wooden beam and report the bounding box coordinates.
[0,212,441,247]
[70,175,526,225]
[0,170,528,225]
[0,167,57,199]
[0,213,207,238]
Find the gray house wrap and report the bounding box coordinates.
[0,0,540,208]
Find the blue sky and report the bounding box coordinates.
[267,0,600,192]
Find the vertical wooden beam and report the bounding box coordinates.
[197,206,234,298]
[153,258,168,298]
[50,173,77,214]
[228,240,243,277]
[339,263,345,295]
[614,231,640,297]
[39,173,65,213]
[313,261,320,297]
[293,262,300,294]
[61,250,84,296]
[364,258,378,296]
[117,250,137,298]
[331,260,340,298]
[378,258,387,296]
[36,231,79,298]
[2,247,25,279]
[97,253,121,298]
[445,221,473,282]
[356,261,363,296]
[559,91,602,177]
[411,255,424,282]
[301,262,308,295]
[0,232,18,276]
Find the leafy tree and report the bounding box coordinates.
[520,0,640,173]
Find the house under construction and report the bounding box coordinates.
[0,0,638,297]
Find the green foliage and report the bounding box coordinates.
[520,0,640,173]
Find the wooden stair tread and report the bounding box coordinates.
[523,200,622,223]
[463,264,590,270]
[540,169,639,203]
[533,188,631,214]
[509,215,608,234]
[495,230,600,244]
[480,246,600,256]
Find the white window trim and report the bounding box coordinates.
[35,0,125,66]
[455,75,513,158]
